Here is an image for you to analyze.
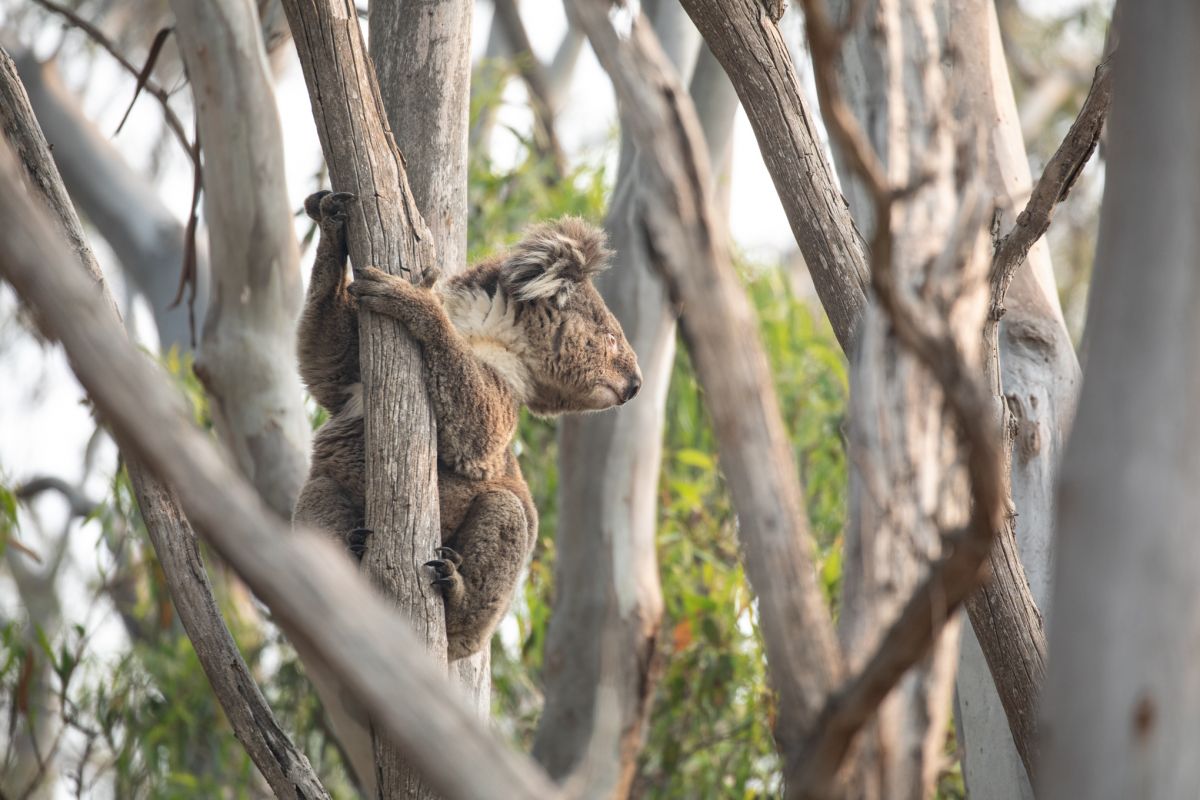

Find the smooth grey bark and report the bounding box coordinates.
[371,0,473,273]
[1041,4,1200,798]
[0,48,329,798]
[0,131,561,800]
[170,0,310,520]
[532,2,723,788]
[12,51,207,354]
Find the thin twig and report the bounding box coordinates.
[29,0,196,166]
[990,54,1113,317]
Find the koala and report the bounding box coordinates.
[293,190,642,660]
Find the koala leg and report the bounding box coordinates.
[297,190,361,413]
[293,473,364,553]
[429,489,529,660]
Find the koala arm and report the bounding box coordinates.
[296,192,361,413]
[350,268,518,477]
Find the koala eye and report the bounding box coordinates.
[606,333,619,354]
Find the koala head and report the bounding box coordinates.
[442,217,642,416]
[503,218,642,415]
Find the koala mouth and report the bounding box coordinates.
[593,384,623,408]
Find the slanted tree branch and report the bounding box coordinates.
[568,1,844,784]
[990,54,1113,316]
[0,49,329,799]
[0,124,562,800]
[677,0,870,351]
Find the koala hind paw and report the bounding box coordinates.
[346,527,373,560]
[424,548,463,595]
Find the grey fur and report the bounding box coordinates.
[294,191,641,660]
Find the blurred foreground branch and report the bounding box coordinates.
[0,47,329,799]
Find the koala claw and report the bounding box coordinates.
[424,553,462,589]
[347,527,373,560]
[434,546,462,566]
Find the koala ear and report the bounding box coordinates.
[501,217,613,307]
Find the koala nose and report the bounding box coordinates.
[623,375,642,402]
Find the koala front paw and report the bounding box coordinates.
[348,266,404,298]
[419,266,441,290]
[304,190,356,223]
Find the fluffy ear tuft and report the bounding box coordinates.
[500,217,613,307]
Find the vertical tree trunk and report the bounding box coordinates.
[830,2,990,795]
[1042,4,1200,798]
[826,1,1075,792]
[277,1,448,797]
[169,0,310,518]
[533,2,713,788]
[369,0,489,721]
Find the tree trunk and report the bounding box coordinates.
[947,4,1076,795]
[824,1,1072,789]
[1041,4,1200,798]
[277,1,448,796]
[170,0,311,519]
[825,2,990,795]
[369,0,491,729]
[532,2,719,788]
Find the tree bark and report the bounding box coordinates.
[0,48,329,798]
[1041,4,1200,798]
[277,0,449,796]
[170,0,311,519]
[0,131,561,800]
[371,0,472,274]
[370,0,490,735]
[811,2,991,794]
[568,2,844,788]
[12,51,206,355]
